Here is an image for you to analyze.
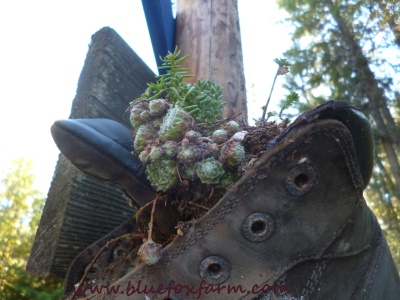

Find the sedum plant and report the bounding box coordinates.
[134,47,225,124]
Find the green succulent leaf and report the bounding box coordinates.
[158,107,194,141]
[219,142,245,168]
[195,157,225,184]
[146,158,178,192]
[134,124,158,153]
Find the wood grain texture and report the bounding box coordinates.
[175,0,248,121]
[27,27,155,277]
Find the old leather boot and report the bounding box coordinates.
[56,102,400,299]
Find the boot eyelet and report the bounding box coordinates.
[86,263,102,279]
[113,245,126,260]
[242,213,274,242]
[199,256,231,284]
[285,163,317,196]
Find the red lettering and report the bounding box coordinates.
[251,283,261,294]
[271,284,292,294]
[164,280,176,298]
[194,279,207,299]
[128,280,145,295]
[227,284,246,294]
[142,283,155,294]
[104,285,120,295]
[262,283,273,294]
[173,283,183,294]
[72,285,85,298]
[215,284,227,294]
[204,283,221,294]
[71,280,290,297]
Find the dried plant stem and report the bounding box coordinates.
[83,291,102,300]
[195,112,242,128]
[147,196,158,241]
[135,194,161,238]
[188,201,210,211]
[70,233,142,300]
[261,69,279,122]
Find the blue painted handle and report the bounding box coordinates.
[141,0,176,73]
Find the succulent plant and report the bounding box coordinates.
[128,49,248,196]
[196,157,225,184]
[130,101,150,129]
[180,164,198,180]
[150,117,163,129]
[158,107,194,142]
[177,144,201,164]
[212,129,228,144]
[149,99,169,117]
[224,120,240,135]
[162,141,178,158]
[133,48,225,124]
[137,239,162,265]
[146,158,178,192]
[185,130,201,143]
[208,142,220,158]
[181,138,190,147]
[219,141,246,168]
[138,147,151,163]
[148,146,165,161]
[134,124,158,153]
[220,171,238,185]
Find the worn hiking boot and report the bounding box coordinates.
[54,102,400,299]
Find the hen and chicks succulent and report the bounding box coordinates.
[131,101,244,192]
[129,48,246,194]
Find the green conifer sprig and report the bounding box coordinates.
[279,92,299,119]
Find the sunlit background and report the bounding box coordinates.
[0,0,290,194]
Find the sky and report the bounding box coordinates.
[0,0,291,194]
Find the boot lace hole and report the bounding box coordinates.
[86,263,101,278]
[242,213,274,242]
[199,256,231,284]
[207,263,222,278]
[294,173,310,188]
[251,220,266,234]
[113,245,126,260]
[285,163,317,196]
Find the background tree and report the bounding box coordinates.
[0,159,63,299]
[277,0,400,268]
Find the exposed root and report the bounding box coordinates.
[69,233,143,300]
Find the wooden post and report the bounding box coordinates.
[175,0,248,121]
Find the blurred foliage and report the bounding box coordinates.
[278,0,400,270]
[0,159,64,299]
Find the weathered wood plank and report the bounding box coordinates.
[175,0,247,121]
[27,27,155,277]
